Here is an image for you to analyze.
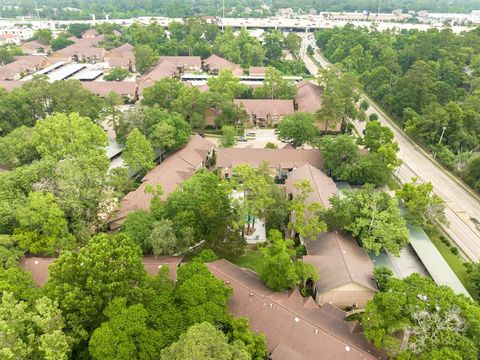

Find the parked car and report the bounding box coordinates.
[236,136,247,142]
[246,132,256,137]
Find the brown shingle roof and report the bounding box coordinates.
[303,231,378,294]
[249,66,267,76]
[109,135,213,229]
[20,40,50,54]
[139,59,178,92]
[20,255,183,285]
[207,260,382,360]
[204,54,243,75]
[285,164,337,209]
[81,81,138,97]
[216,148,323,169]
[158,56,201,69]
[0,80,23,90]
[234,99,295,118]
[0,56,51,80]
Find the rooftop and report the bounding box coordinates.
[216,148,323,170]
[207,259,382,360]
[234,99,295,117]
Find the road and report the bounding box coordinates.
[301,35,480,262]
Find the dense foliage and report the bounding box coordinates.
[315,25,480,192]
[364,272,480,359]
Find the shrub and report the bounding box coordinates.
[451,247,459,255]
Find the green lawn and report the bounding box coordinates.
[232,249,264,274]
[426,228,476,297]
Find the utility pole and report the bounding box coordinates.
[377,0,383,16]
[221,0,225,32]
[32,0,40,20]
[438,126,447,145]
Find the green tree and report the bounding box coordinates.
[89,298,162,360]
[161,322,250,360]
[362,273,480,359]
[68,24,90,38]
[325,185,409,255]
[288,180,327,240]
[121,210,155,252]
[148,110,190,152]
[294,261,319,291]
[263,30,284,62]
[32,112,108,161]
[122,128,155,174]
[171,86,208,127]
[0,292,71,360]
[220,125,236,148]
[260,230,298,291]
[255,67,296,99]
[51,35,74,51]
[44,233,147,340]
[396,180,447,230]
[13,192,75,255]
[134,45,156,74]
[319,135,360,179]
[277,113,318,147]
[141,78,183,109]
[103,67,130,81]
[361,120,395,152]
[146,219,180,256]
[0,235,24,269]
[284,33,302,58]
[165,171,244,258]
[231,164,275,235]
[317,66,363,132]
[207,69,247,99]
[0,126,38,169]
[33,29,52,45]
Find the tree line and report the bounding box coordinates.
[315,25,480,193]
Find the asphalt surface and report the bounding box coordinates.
[302,36,480,262]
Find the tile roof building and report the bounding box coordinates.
[294,80,341,133]
[203,54,243,76]
[20,40,50,55]
[105,43,135,71]
[303,231,378,309]
[285,165,377,309]
[207,259,382,360]
[249,66,267,76]
[138,59,179,93]
[81,81,138,99]
[109,135,214,230]
[216,148,323,180]
[20,256,183,285]
[285,164,338,210]
[0,55,52,80]
[234,99,295,126]
[158,56,202,71]
[51,35,106,63]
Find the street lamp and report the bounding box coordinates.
[438,126,447,145]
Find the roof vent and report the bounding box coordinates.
[249,293,254,297]
[294,317,300,323]
[314,329,319,334]
[225,280,230,284]
[269,303,273,308]
[34,260,39,265]
[345,346,351,352]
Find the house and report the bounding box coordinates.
[81,81,138,100]
[294,80,341,133]
[138,59,179,93]
[0,34,20,45]
[207,260,383,360]
[203,54,243,76]
[158,56,202,72]
[81,29,99,39]
[285,165,377,309]
[20,255,183,285]
[0,56,52,80]
[105,43,135,71]
[20,40,50,55]
[249,66,267,76]
[234,99,295,126]
[216,148,322,180]
[109,135,214,230]
[285,164,338,209]
[0,80,23,91]
[303,231,378,309]
[53,44,106,63]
